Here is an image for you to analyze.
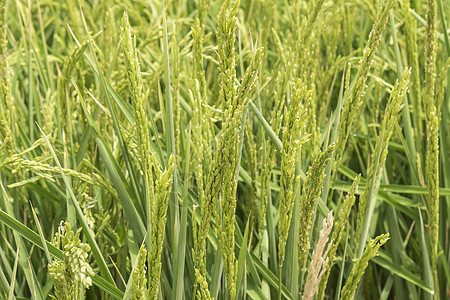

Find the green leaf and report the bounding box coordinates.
[373,254,433,294]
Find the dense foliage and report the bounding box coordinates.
[0,0,449,299]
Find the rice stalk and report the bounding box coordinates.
[356,69,410,254]
[340,233,390,300]
[423,0,440,278]
[401,0,423,149]
[302,211,333,300]
[192,0,240,292]
[131,244,147,300]
[120,12,154,205]
[317,175,360,299]
[332,0,396,180]
[277,79,308,297]
[194,2,263,298]
[0,0,12,153]
[147,155,175,299]
[218,16,262,300]
[298,144,334,275]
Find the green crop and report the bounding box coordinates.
[0,0,448,299]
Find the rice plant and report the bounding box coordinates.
[0,0,449,299]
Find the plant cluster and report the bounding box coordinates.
[0,0,449,299]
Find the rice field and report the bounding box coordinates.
[0,0,449,299]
